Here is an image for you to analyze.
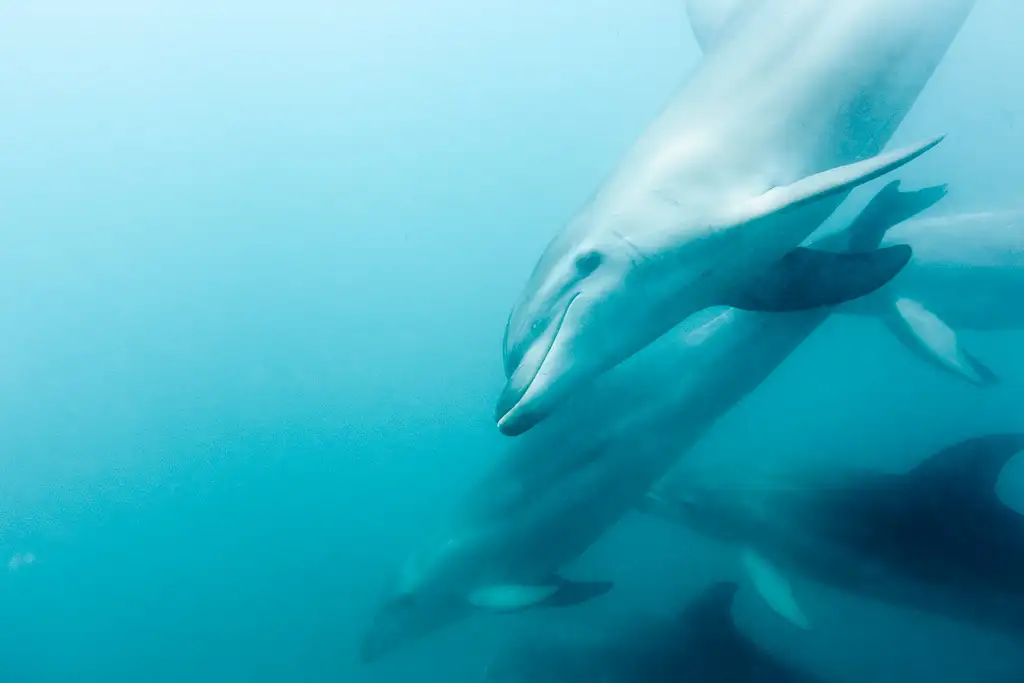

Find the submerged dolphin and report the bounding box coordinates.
[643,433,1024,636]
[835,182,1024,384]
[497,0,974,435]
[359,184,929,662]
[486,582,831,683]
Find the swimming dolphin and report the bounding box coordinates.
[359,184,929,662]
[835,182,1024,384]
[643,433,1024,636]
[497,0,974,435]
[485,582,831,683]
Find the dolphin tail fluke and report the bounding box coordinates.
[846,180,949,252]
[723,244,912,312]
[880,297,1000,386]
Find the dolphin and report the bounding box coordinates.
[359,183,930,662]
[485,582,831,683]
[497,0,975,436]
[642,433,1024,636]
[834,182,1024,384]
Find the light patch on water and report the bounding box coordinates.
[8,551,36,572]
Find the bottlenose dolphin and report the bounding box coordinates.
[486,582,831,683]
[835,182,1024,384]
[359,184,930,662]
[497,0,974,435]
[643,433,1024,636]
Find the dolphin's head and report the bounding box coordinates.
[497,204,701,436]
[359,537,477,663]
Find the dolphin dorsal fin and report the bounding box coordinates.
[679,581,740,635]
[908,434,1024,496]
[846,181,948,252]
[684,0,753,52]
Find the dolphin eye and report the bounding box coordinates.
[574,250,602,276]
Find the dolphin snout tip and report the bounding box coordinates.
[495,378,534,436]
[496,407,530,437]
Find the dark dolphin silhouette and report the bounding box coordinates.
[645,433,1024,635]
[486,582,831,683]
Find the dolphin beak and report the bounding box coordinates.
[495,375,542,436]
[495,347,550,436]
[495,295,578,436]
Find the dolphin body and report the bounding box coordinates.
[485,582,831,683]
[834,188,1024,384]
[497,0,975,436]
[359,184,932,663]
[643,433,1024,636]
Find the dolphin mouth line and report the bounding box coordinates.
[497,293,579,429]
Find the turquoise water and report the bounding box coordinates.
[2,1,1024,681]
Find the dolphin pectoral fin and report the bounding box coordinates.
[722,245,912,312]
[467,578,613,613]
[731,137,944,228]
[881,297,999,386]
[741,547,811,630]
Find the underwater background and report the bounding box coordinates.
[2,0,1024,681]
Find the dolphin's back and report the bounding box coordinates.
[632,0,974,187]
[883,211,1024,269]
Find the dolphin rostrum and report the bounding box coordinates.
[497,0,974,435]
[359,182,933,662]
[643,433,1024,636]
[486,582,832,683]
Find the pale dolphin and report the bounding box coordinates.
[643,433,1024,636]
[497,0,974,435]
[835,182,1024,384]
[359,184,931,662]
[485,582,832,683]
